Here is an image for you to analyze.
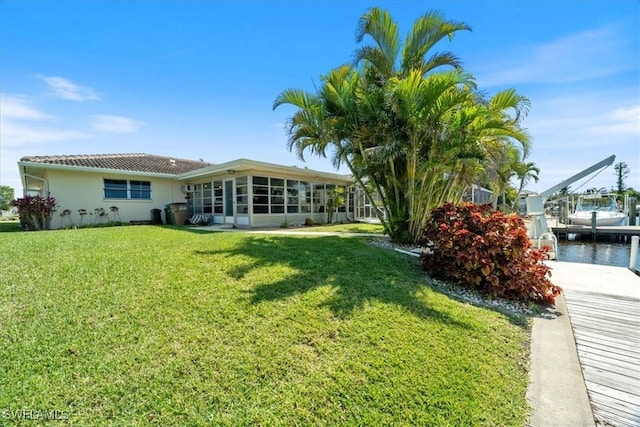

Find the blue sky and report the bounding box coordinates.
[1,1,638,195]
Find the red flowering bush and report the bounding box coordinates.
[420,202,561,306]
[10,195,57,231]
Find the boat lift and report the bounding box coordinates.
[526,154,616,257]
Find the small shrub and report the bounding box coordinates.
[59,209,74,227]
[280,219,290,229]
[304,218,314,226]
[78,209,88,226]
[109,206,120,222]
[420,202,561,306]
[94,208,109,224]
[10,195,57,231]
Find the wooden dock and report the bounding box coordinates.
[547,261,640,427]
[549,223,640,241]
[563,289,640,427]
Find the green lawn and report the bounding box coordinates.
[287,222,385,234]
[0,226,530,426]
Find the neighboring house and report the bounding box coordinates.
[18,153,377,229]
[462,184,493,204]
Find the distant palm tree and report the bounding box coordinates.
[511,161,540,209]
[470,90,531,211]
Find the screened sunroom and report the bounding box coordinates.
[178,159,358,227]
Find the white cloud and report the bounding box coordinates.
[0,120,88,146]
[0,94,50,120]
[519,87,640,193]
[91,115,142,133]
[473,24,635,87]
[0,93,89,147]
[589,105,640,136]
[37,75,101,101]
[525,93,640,148]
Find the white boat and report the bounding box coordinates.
[568,193,626,226]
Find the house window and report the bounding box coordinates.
[287,180,299,213]
[254,176,306,214]
[299,181,311,213]
[202,182,213,213]
[104,179,151,200]
[191,183,203,214]
[130,180,151,199]
[313,183,324,212]
[270,178,285,214]
[236,177,248,214]
[253,176,269,214]
[213,181,223,214]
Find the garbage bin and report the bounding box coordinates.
[164,205,173,224]
[150,208,163,225]
[168,203,189,225]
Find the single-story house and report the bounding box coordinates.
[18,153,382,229]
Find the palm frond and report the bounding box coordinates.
[402,9,471,73]
[273,88,318,111]
[355,7,400,77]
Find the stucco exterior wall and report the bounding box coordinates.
[45,169,185,229]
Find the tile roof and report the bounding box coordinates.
[20,153,212,175]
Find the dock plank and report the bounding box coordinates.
[574,327,640,347]
[591,403,640,425]
[566,305,640,325]
[586,381,640,407]
[563,287,640,427]
[566,314,640,335]
[578,352,640,380]
[577,346,640,366]
[581,365,640,395]
[592,408,640,427]
[564,294,640,309]
[567,298,640,314]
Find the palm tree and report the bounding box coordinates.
[487,145,520,210]
[275,7,532,243]
[356,72,531,241]
[377,69,479,241]
[349,7,475,241]
[354,7,471,79]
[273,66,392,233]
[470,89,531,211]
[511,161,540,209]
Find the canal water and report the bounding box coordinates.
[556,240,631,268]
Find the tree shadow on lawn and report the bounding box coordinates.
[193,234,475,329]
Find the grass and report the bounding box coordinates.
[0,226,531,426]
[288,222,385,234]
